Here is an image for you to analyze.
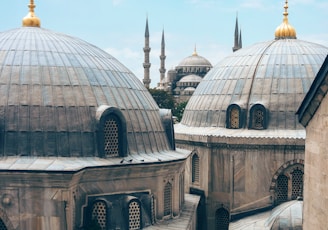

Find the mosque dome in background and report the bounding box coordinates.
[179,74,203,83]
[0,27,171,157]
[178,53,212,67]
[180,5,328,131]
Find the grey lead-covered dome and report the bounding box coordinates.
[179,74,203,83]
[178,53,212,67]
[0,27,170,157]
[181,39,328,130]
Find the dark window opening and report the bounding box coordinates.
[249,104,267,130]
[276,175,288,205]
[164,182,172,216]
[192,154,200,183]
[215,208,229,230]
[291,169,303,200]
[0,219,7,230]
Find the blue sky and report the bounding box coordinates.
[2,0,328,87]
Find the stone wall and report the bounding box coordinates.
[177,136,305,230]
[303,92,328,230]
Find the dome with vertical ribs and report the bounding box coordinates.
[180,39,328,130]
[0,27,172,157]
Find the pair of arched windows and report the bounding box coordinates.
[97,106,127,158]
[276,168,303,205]
[91,199,142,230]
[226,104,267,130]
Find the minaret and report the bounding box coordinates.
[232,14,242,52]
[274,0,297,39]
[159,29,166,88]
[22,0,41,27]
[143,17,151,88]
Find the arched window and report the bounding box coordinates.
[249,104,267,130]
[104,115,120,157]
[276,175,288,205]
[128,200,141,230]
[91,201,107,230]
[192,154,200,183]
[227,104,242,129]
[97,106,127,158]
[271,161,304,206]
[291,169,303,200]
[0,219,7,230]
[164,182,172,216]
[215,208,229,230]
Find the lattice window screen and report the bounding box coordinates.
[253,108,264,129]
[129,201,141,230]
[164,182,172,216]
[215,208,229,230]
[276,175,288,204]
[0,219,7,230]
[291,169,303,199]
[192,154,200,183]
[92,201,107,230]
[230,107,239,128]
[104,117,119,157]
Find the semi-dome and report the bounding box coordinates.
[181,39,328,129]
[179,74,203,83]
[0,26,172,157]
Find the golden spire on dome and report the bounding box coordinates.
[275,0,296,39]
[22,0,41,27]
[192,44,198,56]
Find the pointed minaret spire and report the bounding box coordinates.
[22,0,41,27]
[159,28,166,87]
[143,17,151,88]
[232,13,241,52]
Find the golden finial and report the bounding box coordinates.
[192,44,198,56]
[274,0,296,39]
[22,0,41,27]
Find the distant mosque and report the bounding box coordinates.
[142,15,242,103]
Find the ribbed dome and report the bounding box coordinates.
[0,27,171,157]
[178,53,212,67]
[181,39,328,129]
